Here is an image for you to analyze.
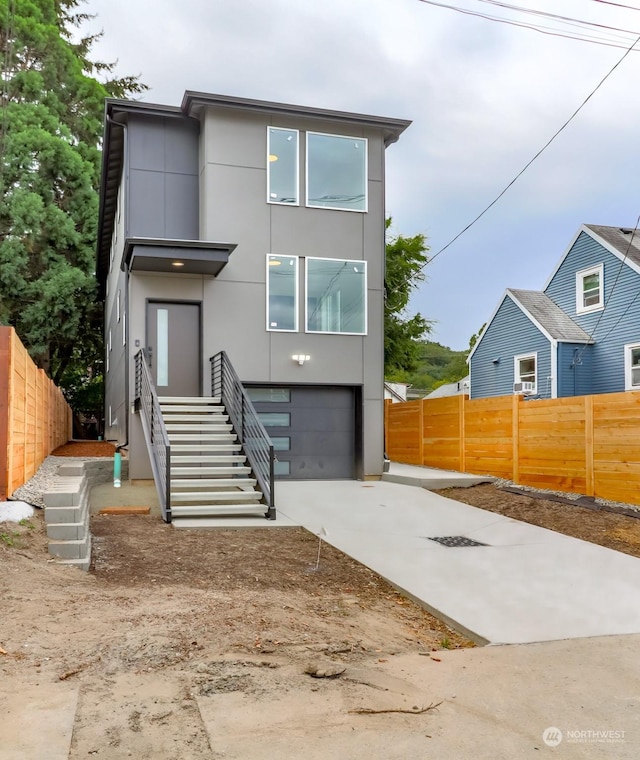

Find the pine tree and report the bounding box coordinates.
[0,0,145,408]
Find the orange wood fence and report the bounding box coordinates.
[385,391,640,507]
[0,327,72,500]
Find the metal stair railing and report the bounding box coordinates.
[210,351,276,519]
[134,349,171,522]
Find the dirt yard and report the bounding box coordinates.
[2,443,640,757]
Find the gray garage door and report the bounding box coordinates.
[246,385,356,480]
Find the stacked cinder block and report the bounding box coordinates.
[44,475,92,571]
[42,458,129,571]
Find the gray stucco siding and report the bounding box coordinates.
[470,295,552,398]
[545,231,640,394]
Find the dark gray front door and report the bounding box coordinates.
[147,301,201,396]
[248,385,355,479]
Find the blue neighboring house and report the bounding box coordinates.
[469,224,640,399]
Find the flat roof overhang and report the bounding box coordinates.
[123,238,236,277]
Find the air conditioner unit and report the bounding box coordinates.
[513,381,535,394]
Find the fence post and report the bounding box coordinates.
[418,398,424,466]
[459,394,466,473]
[512,394,520,484]
[585,394,594,497]
[0,328,10,500]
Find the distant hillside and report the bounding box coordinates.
[387,341,468,396]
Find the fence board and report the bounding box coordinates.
[0,327,72,499]
[385,388,640,507]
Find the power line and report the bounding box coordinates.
[417,0,640,49]
[423,28,640,268]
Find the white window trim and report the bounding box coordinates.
[514,351,537,392]
[267,127,299,206]
[266,254,299,332]
[305,256,368,336]
[305,131,368,213]
[576,264,604,315]
[624,342,640,391]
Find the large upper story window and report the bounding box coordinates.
[576,264,603,314]
[306,257,367,334]
[624,343,640,391]
[306,132,367,212]
[267,254,298,331]
[267,127,299,205]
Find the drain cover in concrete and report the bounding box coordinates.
[426,535,488,548]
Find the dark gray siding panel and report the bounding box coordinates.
[470,295,552,398]
[129,170,165,238]
[545,231,640,395]
[165,173,199,239]
[126,115,199,241]
[557,342,593,397]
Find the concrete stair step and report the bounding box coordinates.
[171,478,257,489]
[162,413,229,422]
[171,504,268,518]
[168,434,237,442]
[170,466,251,476]
[159,396,221,404]
[170,443,242,452]
[171,454,246,464]
[166,423,233,432]
[171,490,263,503]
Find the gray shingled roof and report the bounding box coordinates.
[508,289,592,342]
[584,224,640,269]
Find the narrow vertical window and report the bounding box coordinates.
[267,127,298,205]
[267,255,298,331]
[157,308,169,386]
[576,264,603,314]
[625,343,640,390]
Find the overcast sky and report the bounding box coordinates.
[83,0,640,350]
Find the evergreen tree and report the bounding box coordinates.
[0,0,145,407]
[384,218,432,376]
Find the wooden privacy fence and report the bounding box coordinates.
[385,391,640,507]
[0,327,72,500]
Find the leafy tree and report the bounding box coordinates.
[0,0,145,411]
[384,218,432,376]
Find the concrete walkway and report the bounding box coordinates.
[276,476,640,645]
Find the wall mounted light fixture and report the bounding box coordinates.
[292,354,310,366]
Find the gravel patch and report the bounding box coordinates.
[10,456,112,508]
[492,477,640,514]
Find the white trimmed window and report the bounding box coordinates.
[306,132,367,212]
[306,257,367,334]
[624,343,640,390]
[514,352,537,392]
[267,127,299,205]
[267,255,298,331]
[576,264,603,314]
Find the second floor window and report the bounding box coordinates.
[267,255,298,331]
[576,264,603,314]
[306,258,367,334]
[306,132,367,212]
[267,127,299,205]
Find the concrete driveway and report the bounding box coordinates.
[276,478,640,645]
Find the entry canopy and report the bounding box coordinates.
[123,238,236,277]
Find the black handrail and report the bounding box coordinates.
[134,349,171,522]
[210,351,275,519]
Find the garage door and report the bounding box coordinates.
[246,385,356,479]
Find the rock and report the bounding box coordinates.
[304,661,346,678]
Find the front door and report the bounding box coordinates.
[146,301,201,397]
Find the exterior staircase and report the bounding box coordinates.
[159,396,267,521]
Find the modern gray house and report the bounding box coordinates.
[96,91,410,521]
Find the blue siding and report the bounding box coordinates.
[545,231,640,394]
[556,342,593,397]
[470,295,552,398]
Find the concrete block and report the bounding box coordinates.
[43,479,83,507]
[45,505,83,524]
[57,463,86,477]
[48,532,90,560]
[47,521,87,541]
